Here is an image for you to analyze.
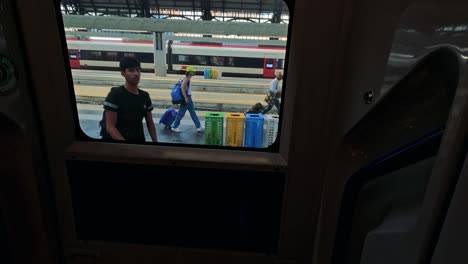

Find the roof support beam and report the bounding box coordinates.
[66,30,287,46]
[271,0,283,23]
[201,1,213,21]
[62,14,288,37]
[155,0,161,18]
[125,0,133,16]
[140,0,151,17]
[192,0,196,20]
[90,0,97,15]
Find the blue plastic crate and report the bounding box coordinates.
[244,113,264,148]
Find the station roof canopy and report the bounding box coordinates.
[61,0,290,21]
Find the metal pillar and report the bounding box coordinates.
[152,32,166,77]
[201,1,213,38]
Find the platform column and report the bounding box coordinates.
[153,32,166,77]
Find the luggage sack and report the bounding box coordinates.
[159,108,178,128]
[246,102,267,114]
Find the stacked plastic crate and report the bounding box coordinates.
[244,113,264,148]
[204,112,224,146]
[225,113,245,147]
[263,114,280,147]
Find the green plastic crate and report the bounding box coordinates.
[205,112,224,145]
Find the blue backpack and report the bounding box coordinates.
[170,80,184,104]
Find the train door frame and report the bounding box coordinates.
[68,49,80,69]
[263,55,276,78]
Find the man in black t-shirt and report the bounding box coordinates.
[100,57,157,142]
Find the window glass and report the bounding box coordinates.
[232,57,264,68]
[382,4,468,96]
[106,52,119,61]
[194,55,207,65]
[277,59,285,69]
[70,50,77,59]
[135,53,154,63]
[61,1,289,149]
[178,55,190,63]
[209,56,224,66]
[88,51,102,60]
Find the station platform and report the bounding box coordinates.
[72,69,271,94]
[77,104,278,146]
[72,69,280,112]
[79,104,210,145]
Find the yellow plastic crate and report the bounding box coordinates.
[225,113,245,147]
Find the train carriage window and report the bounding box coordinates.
[266,59,275,69]
[79,50,89,60]
[277,59,285,69]
[136,53,154,64]
[209,56,224,66]
[233,57,264,68]
[61,0,290,150]
[194,55,208,65]
[105,52,119,61]
[177,55,190,63]
[87,51,102,60]
[69,50,77,59]
[124,52,135,57]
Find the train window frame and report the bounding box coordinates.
[56,7,292,151]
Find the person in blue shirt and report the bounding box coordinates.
[262,71,283,114]
[171,66,204,133]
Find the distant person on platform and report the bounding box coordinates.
[99,56,158,142]
[171,66,204,133]
[262,71,283,115]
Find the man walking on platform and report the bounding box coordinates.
[171,66,204,133]
[262,71,283,115]
[99,57,158,142]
